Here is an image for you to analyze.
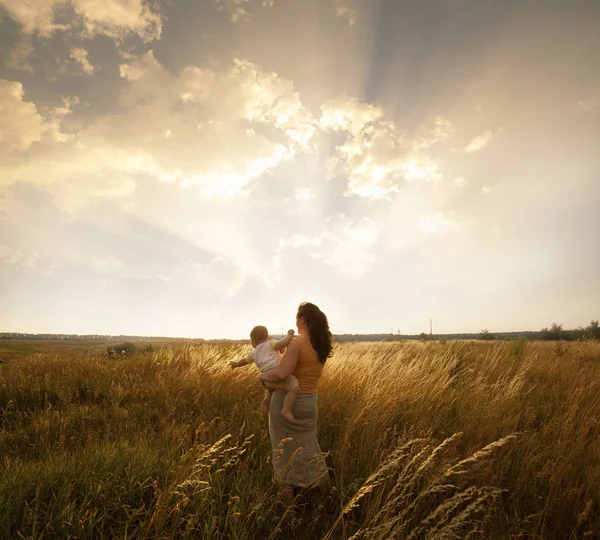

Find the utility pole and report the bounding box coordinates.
[430,319,433,338]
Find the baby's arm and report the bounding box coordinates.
[229,357,251,369]
[274,329,295,351]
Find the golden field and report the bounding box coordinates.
[0,340,598,539]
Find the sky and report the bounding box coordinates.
[0,0,598,339]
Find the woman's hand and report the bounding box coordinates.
[259,342,300,382]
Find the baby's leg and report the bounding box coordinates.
[281,376,299,423]
[262,388,273,416]
[281,388,298,423]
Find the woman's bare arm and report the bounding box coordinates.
[259,341,300,381]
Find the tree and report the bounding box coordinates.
[549,323,563,341]
[479,328,496,341]
[587,320,599,339]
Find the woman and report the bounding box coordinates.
[259,302,333,509]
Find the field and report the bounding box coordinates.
[0,340,598,539]
[0,339,196,362]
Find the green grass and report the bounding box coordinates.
[0,340,599,538]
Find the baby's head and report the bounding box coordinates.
[250,325,269,348]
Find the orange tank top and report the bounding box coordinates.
[292,335,323,394]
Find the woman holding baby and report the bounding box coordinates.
[259,301,333,512]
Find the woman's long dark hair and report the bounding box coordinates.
[297,302,333,364]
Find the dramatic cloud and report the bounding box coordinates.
[0,80,45,150]
[0,0,162,40]
[0,79,147,211]
[0,80,68,150]
[0,53,316,211]
[0,83,145,213]
[115,53,315,198]
[320,98,382,134]
[321,99,443,198]
[70,47,95,74]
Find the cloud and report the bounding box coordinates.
[0,80,69,151]
[463,129,497,153]
[70,47,95,74]
[215,0,359,26]
[453,177,467,187]
[114,53,315,198]
[0,0,63,37]
[215,0,276,22]
[412,116,455,150]
[0,54,316,211]
[0,83,140,214]
[275,213,379,277]
[0,78,144,212]
[420,212,459,234]
[321,99,443,198]
[0,80,45,151]
[0,0,162,40]
[320,97,382,134]
[73,0,162,40]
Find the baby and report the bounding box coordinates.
[230,325,299,422]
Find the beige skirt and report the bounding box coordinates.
[268,391,329,487]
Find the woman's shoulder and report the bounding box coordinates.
[291,334,308,347]
[291,335,317,356]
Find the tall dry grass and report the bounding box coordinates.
[0,340,598,538]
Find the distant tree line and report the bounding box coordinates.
[2,321,599,343]
[475,321,599,342]
[335,320,600,342]
[538,320,599,341]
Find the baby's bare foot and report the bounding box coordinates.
[262,399,270,416]
[282,410,296,423]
